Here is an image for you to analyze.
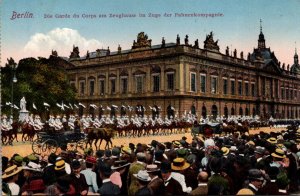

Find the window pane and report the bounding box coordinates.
[211,77,217,94]
[121,78,127,94]
[111,79,116,94]
[251,83,255,97]
[223,79,228,95]
[167,73,174,90]
[191,73,196,92]
[136,76,143,93]
[245,83,249,96]
[231,80,235,95]
[200,75,206,93]
[153,75,160,92]
[89,80,94,96]
[238,81,242,96]
[80,82,85,94]
[100,80,105,95]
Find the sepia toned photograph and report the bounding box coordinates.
[1,0,300,195]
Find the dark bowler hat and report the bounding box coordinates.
[71,160,81,169]
[248,169,264,181]
[160,161,171,173]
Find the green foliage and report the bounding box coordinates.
[1,57,76,118]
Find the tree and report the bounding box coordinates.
[1,57,77,120]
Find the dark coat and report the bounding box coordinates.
[98,181,121,195]
[164,177,185,196]
[259,181,280,195]
[189,184,208,195]
[43,164,57,185]
[147,177,164,195]
[70,173,89,194]
[135,186,151,196]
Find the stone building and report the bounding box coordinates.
[63,27,300,120]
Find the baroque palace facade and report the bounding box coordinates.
[59,27,300,120]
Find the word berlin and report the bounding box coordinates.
[10,11,34,20]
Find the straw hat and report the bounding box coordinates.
[171,157,190,171]
[267,137,277,144]
[2,165,23,179]
[111,160,130,170]
[236,188,254,195]
[271,148,286,159]
[23,162,42,172]
[55,159,66,171]
[146,164,160,173]
[133,170,151,182]
[221,147,230,156]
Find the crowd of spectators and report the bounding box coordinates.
[2,127,300,195]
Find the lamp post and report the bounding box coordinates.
[7,58,18,120]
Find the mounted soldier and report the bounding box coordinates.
[1,115,12,131]
[33,115,44,131]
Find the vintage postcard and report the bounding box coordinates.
[1,2,300,194]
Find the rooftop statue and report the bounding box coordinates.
[132,32,152,49]
[204,31,220,52]
[69,45,80,58]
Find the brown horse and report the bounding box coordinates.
[1,122,20,145]
[86,127,114,150]
[21,123,35,142]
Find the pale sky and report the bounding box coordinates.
[2,0,300,66]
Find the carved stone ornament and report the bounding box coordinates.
[69,45,80,58]
[203,31,220,52]
[132,32,152,49]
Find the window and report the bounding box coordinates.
[110,78,116,94]
[99,79,105,95]
[167,72,174,90]
[295,90,297,99]
[245,82,249,96]
[190,72,196,92]
[136,75,143,93]
[70,82,75,89]
[80,81,85,95]
[200,74,206,93]
[251,83,255,97]
[275,80,279,98]
[153,74,160,92]
[262,79,265,96]
[231,79,235,95]
[121,77,128,94]
[89,80,95,96]
[290,89,293,100]
[286,88,289,100]
[238,80,242,96]
[223,78,228,95]
[281,87,284,99]
[211,76,218,94]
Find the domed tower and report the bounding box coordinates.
[258,19,266,49]
[290,48,300,74]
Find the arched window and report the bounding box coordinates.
[211,105,218,119]
[202,106,207,118]
[191,105,196,115]
[252,108,256,117]
[167,105,175,119]
[224,106,228,118]
[231,107,235,116]
[239,107,243,116]
[245,108,249,116]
